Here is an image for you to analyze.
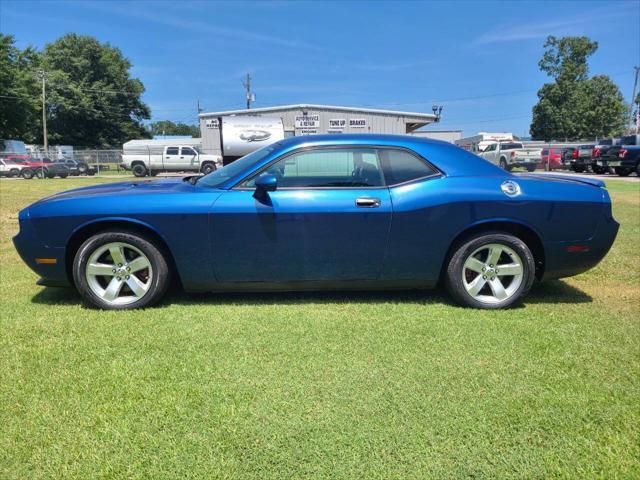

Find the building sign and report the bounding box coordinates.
[295,115,320,128]
[328,118,347,130]
[205,118,219,129]
[349,118,367,128]
[299,129,318,135]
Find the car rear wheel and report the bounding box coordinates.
[526,166,536,172]
[499,159,509,171]
[592,165,604,174]
[445,232,535,309]
[132,164,148,177]
[73,231,170,310]
[21,168,34,179]
[201,163,216,175]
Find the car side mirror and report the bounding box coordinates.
[255,174,277,192]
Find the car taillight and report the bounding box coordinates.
[619,149,627,158]
[572,150,578,158]
[593,148,600,158]
[510,151,515,158]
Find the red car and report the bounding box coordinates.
[14,157,70,178]
[539,148,565,171]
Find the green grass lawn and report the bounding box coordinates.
[1,177,638,479]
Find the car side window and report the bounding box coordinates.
[166,147,179,155]
[378,149,437,186]
[181,147,196,156]
[241,148,384,188]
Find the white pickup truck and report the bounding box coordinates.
[479,142,541,171]
[121,144,222,178]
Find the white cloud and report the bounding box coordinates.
[474,3,638,45]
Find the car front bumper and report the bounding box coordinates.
[12,209,71,286]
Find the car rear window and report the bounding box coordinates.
[378,148,437,185]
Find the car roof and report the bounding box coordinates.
[217,134,507,189]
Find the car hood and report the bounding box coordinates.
[33,177,197,204]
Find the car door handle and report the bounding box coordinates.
[355,197,381,208]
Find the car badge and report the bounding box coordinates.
[501,180,521,197]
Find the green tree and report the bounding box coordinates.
[148,120,199,138]
[530,36,627,140]
[41,34,150,147]
[0,34,41,142]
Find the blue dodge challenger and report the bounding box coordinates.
[14,134,618,310]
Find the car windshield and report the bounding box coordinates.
[197,143,279,188]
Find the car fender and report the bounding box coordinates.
[450,216,544,244]
[68,215,170,248]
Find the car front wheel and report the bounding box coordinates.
[21,168,34,179]
[73,231,170,309]
[445,232,535,309]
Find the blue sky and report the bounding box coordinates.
[2,0,639,136]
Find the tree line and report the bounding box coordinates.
[0,33,199,148]
[0,33,634,147]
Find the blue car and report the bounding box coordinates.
[13,134,618,310]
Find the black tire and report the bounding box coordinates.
[87,170,96,176]
[21,168,34,179]
[592,165,604,174]
[526,166,536,172]
[574,166,585,173]
[132,164,148,177]
[46,170,56,179]
[201,163,216,175]
[58,173,69,179]
[499,159,509,171]
[445,232,536,309]
[73,230,170,310]
[614,167,631,177]
[8,168,20,178]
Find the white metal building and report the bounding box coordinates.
[410,129,462,143]
[199,104,438,156]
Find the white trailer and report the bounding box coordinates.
[455,132,514,153]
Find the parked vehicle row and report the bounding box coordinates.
[478,135,640,176]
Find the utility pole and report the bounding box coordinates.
[197,99,203,137]
[629,66,640,134]
[243,73,255,109]
[37,70,48,153]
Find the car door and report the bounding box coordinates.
[180,147,197,169]
[483,143,497,163]
[209,147,392,283]
[162,146,179,170]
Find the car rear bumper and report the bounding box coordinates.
[12,209,71,286]
[541,210,619,280]
[509,159,538,168]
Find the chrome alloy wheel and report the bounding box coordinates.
[462,243,524,305]
[85,242,153,306]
